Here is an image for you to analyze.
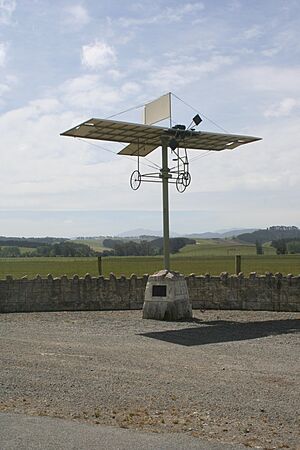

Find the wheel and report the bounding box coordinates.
[176,173,187,193]
[182,171,191,187]
[130,170,141,190]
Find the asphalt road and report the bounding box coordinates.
[0,412,248,450]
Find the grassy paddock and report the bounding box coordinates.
[103,255,300,277]
[71,239,110,253]
[180,239,276,256]
[0,255,299,279]
[0,258,98,280]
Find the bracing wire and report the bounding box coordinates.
[104,93,168,120]
[169,149,213,171]
[77,138,118,156]
[81,92,226,172]
[171,92,230,133]
[124,155,161,172]
[101,93,179,170]
[104,92,228,133]
[117,141,161,169]
[105,103,145,120]
[169,92,232,168]
[77,138,160,172]
[189,150,211,163]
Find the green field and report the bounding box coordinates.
[0,237,298,279]
[179,239,276,256]
[0,254,299,279]
[71,239,110,253]
[72,237,277,257]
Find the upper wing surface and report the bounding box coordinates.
[61,118,261,156]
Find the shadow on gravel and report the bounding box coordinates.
[139,319,300,346]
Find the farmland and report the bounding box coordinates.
[0,238,299,279]
[179,238,276,256]
[71,237,277,257]
[71,239,110,253]
[0,254,299,279]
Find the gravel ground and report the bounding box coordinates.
[0,310,299,449]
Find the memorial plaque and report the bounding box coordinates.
[152,285,167,297]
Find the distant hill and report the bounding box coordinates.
[117,228,257,239]
[184,229,258,239]
[117,228,161,237]
[238,226,300,244]
[117,228,181,238]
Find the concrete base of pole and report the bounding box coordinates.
[142,270,192,321]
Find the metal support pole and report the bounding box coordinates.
[161,136,170,271]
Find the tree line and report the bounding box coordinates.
[271,238,300,255]
[0,242,97,258]
[238,226,300,244]
[0,237,196,258]
[0,237,65,247]
[102,237,196,256]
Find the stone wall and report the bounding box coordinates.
[188,272,299,312]
[0,272,299,314]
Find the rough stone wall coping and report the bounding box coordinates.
[1,272,300,282]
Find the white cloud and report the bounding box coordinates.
[120,81,140,96]
[232,65,300,93]
[0,42,7,66]
[29,98,63,115]
[179,115,300,205]
[64,4,90,27]
[228,0,241,11]
[244,26,263,40]
[0,83,299,232]
[0,43,15,103]
[261,47,281,57]
[146,55,234,90]
[81,41,116,70]
[264,97,299,118]
[0,102,121,209]
[0,72,17,105]
[0,82,9,95]
[60,74,120,110]
[0,74,18,107]
[0,1,299,232]
[117,2,204,27]
[181,2,205,14]
[0,0,16,24]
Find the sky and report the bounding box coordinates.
[0,0,299,237]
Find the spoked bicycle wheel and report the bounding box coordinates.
[176,173,187,193]
[130,170,141,190]
[182,171,191,187]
